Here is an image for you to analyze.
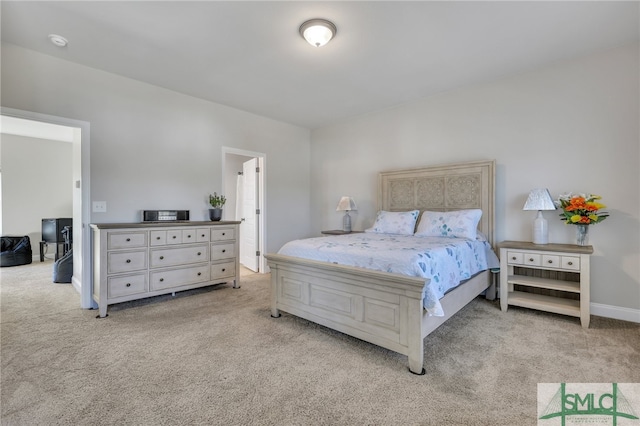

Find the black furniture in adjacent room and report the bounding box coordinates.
[1,236,33,267]
[41,218,72,261]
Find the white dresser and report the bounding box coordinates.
[91,221,240,318]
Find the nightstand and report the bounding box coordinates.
[321,230,363,235]
[498,241,593,328]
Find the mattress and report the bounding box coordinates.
[277,233,499,316]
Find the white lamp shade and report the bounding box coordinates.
[299,19,336,47]
[336,196,357,211]
[523,188,556,211]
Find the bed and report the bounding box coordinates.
[265,160,496,374]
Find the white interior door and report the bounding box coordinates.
[240,158,259,272]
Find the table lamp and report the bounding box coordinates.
[523,188,556,245]
[336,196,357,232]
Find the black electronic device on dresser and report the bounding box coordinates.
[41,218,72,261]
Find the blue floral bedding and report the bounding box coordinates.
[277,233,499,316]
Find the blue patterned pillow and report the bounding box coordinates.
[365,210,420,235]
[414,209,482,240]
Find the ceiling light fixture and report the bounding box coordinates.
[48,34,68,47]
[299,19,336,47]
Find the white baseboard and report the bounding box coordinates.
[590,302,640,324]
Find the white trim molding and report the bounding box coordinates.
[590,302,640,324]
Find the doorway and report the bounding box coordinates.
[0,107,92,308]
[223,147,266,273]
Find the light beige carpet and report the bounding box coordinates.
[1,261,638,425]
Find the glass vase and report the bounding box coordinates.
[575,224,589,246]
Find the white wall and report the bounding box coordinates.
[0,43,311,253]
[0,133,73,249]
[311,43,640,313]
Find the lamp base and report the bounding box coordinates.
[532,210,548,245]
[343,212,352,233]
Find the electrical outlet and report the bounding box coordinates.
[92,201,107,213]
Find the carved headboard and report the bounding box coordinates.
[378,160,495,246]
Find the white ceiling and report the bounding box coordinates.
[1,1,638,129]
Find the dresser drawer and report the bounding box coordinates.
[150,264,210,291]
[211,228,235,242]
[108,273,147,298]
[107,250,148,274]
[149,230,183,246]
[150,230,167,246]
[182,229,199,244]
[211,242,235,261]
[196,228,210,242]
[211,260,235,281]
[150,244,209,268]
[108,231,147,249]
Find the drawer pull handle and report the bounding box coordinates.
[511,257,516,260]
[548,260,553,264]
[126,238,131,242]
[160,256,164,260]
[567,261,573,266]
[197,272,202,276]
[529,258,534,262]
[172,236,177,239]
[126,259,131,263]
[222,249,226,253]
[201,234,205,237]
[187,235,191,238]
[197,252,202,256]
[159,278,164,282]
[156,236,161,240]
[222,268,226,272]
[126,283,131,287]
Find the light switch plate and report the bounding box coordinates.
[92,201,107,213]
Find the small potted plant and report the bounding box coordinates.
[208,192,226,221]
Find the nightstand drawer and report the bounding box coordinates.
[542,255,560,268]
[506,251,524,265]
[523,253,541,266]
[561,256,580,271]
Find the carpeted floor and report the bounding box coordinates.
[1,261,638,425]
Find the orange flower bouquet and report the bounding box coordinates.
[556,193,609,225]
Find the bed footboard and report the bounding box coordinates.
[266,253,492,374]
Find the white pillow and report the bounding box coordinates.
[414,209,482,240]
[365,210,420,235]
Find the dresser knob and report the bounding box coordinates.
[126,238,131,242]
[222,249,226,253]
[197,272,202,276]
[159,278,164,282]
[568,261,573,266]
[548,260,553,264]
[126,283,131,287]
[222,233,226,236]
[172,236,177,239]
[126,259,131,263]
[187,235,191,238]
[529,258,534,262]
[160,256,164,260]
[156,236,161,240]
[222,268,226,272]
[201,234,205,237]
[197,252,202,256]
[511,257,516,260]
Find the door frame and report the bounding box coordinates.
[1,107,93,308]
[222,147,266,273]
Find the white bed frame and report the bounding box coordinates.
[265,160,495,374]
